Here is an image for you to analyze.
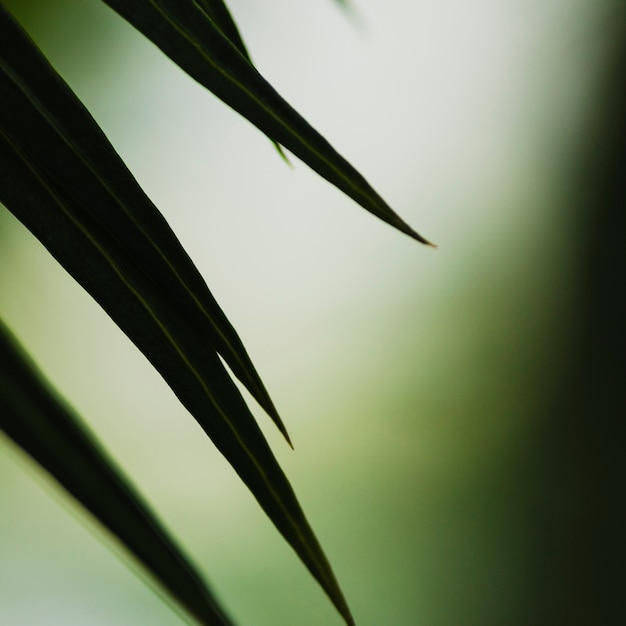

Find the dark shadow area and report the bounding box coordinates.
[533,20,625,626]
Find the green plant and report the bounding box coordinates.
[0,2,431,624]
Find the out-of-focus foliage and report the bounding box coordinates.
[532,25,625,626]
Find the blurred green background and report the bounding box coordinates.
[0,1,622,625]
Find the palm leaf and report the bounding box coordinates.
[0,8,353,624]
[102,0,432,244]
[0,319,235,626]
[0,6,286,440]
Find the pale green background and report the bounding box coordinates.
[0,1,617,624]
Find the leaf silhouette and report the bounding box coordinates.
[0,6,286,441]
[102,0,431,244]
[0,7,353,624]
[0,319,235,626]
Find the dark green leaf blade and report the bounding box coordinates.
[0,10,353,624]
[103,0,432,245]
[0,319,235,626]
[0,133,352,624]
[195,0,250,60]
[0,5,288,443]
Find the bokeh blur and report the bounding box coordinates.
[0,1,623,625]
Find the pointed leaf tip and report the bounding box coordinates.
[414,232,437,248]
[389,215,434,247]
[102,0,429,246]
[408,228,436,247]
